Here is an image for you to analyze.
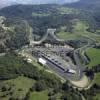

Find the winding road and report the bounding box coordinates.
[29,28,99,87]
[30,28,85,80]
[29,28,65,45]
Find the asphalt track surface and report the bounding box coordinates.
[30,28,89,81]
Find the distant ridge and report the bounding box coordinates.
[64,0,100,10]
[0,0,80,9]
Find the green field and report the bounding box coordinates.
[94,73,100,85]
[56,20,88,40]
[56,20,100,42]
[93,73,100,100]
[29,90,62,100]
[29,90,48,100]
[57,7,79,15]
[32,12,50,17]
[56,31,82,40]
[86,48,100,67]
[0,76,35,100]
[93,93,100,100]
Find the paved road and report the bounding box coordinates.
[46,58,80,81]
[73,39,96,79]
[29,28,65,45]
[73,50,84,79]
[29,28,52,45]
[39,52,83,81]
[29,28,96,81]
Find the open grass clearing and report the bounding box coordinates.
[32,12,50,17]
[0,76,35,100]
[92,73,100,100]
[57,7,79,15]
[56,20,100,42]
[29,89,62,100]
[29,90,48,100]
[86,48,100,67]
[94,73,100,85]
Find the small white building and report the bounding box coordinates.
[27,58,32,63]
[38,58,47,65]
[68,69,76,74]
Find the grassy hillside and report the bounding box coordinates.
[0,4,98,34]
[0,3,100,100]
[94,73,100,85]
[56,21,87,40]
[86,48,100,67]
[0,76,35,100]
[0,18,30,53]
[0,4,100,49]
[29,90,48,100]
[92,73,100,100]
[56,20,100,45]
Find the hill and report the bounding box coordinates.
[0,4,97,30]
[64,0,100,10]
[0,3,100,50]
[0,16,30,53]
[0,2,100,100]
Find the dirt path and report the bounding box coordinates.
[70,75,90,88]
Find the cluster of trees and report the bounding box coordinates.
[0,52,24,80]
[65,0,100,31]
[83,65,100,100]
[28,80,82,100]
[0,52,61,88]
[85,64,100,79]
[92,64,100,73]
[0,19,30,53]
[81,83,100,100]
[6,20,30,49]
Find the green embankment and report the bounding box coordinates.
[93,93,100,100]
[86,48,100,67]
[29,90,48,100]
[29,90,62,100]
[94,73,100,85]
[56,21,88,40]
[93,73,100,100]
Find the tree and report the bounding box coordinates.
[35,80,47,91]
[62,81,69,91]
[48,96,56,100]
[1,86,7,92]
